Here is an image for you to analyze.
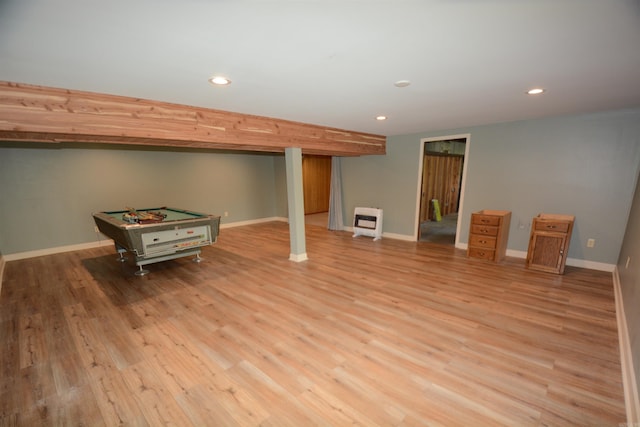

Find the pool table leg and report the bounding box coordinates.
[115,245,127,262]
[134,265,150,276]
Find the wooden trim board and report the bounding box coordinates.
[0,81,385,156]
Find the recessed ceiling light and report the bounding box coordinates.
[376,115,387,121]
[394,80,411,88]
[208,76,231,86]
[527,88,545,95]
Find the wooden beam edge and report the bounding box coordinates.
[0,81,386,156]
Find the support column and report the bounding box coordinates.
[285,147,308,262]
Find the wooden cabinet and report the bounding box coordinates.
[467,210,511,263]
[526,213,575,274]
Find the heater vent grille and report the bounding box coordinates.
[352,207,383,241]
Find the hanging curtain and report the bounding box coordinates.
[328,156,344,230]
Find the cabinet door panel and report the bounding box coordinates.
[526,214,574,274]
[528,233,567,273]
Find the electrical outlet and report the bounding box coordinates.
[224,211,229,217]
[587,238,595,248]
[94,225,99,233]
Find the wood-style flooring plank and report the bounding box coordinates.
[0,221,627,426]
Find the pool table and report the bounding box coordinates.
[92,207,221,275]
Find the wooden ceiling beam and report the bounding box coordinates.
[0,81,386,156]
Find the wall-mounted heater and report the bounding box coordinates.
[352,207,383,241]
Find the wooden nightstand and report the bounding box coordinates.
[467,210,511,263]
[526,213,575,274]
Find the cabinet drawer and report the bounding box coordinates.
[471,224,498,236]
[534,221,570,233]
[469,234,497,248]
[468,247,496,261]
[472,215,501,226]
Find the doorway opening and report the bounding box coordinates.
[303,155,331,227]
[416,135,469,245]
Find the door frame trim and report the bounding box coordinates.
[414,133,471,245]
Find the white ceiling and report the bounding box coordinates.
[1,0,639,137]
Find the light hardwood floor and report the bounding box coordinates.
[0,222,626,426]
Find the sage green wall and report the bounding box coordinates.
[2,107,638,264]
[0,145,280,254]
[273,154,289,217]
[341,136,419,234]
[342,108,640,265]
[618,171,640,395]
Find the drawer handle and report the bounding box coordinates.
[480,240,487,244]
[478,252,485,256]
[546,225,557,229]
[481,219,489,223]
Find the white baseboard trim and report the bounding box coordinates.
[221,216,287,229]
[457,246,616,272]
[4,239,115,262]
[505,249,615,272]
[505,249,617,271]
[565,258,616,272]
[2,219,617,274]
[3,217,290,261]
[381,232,416,242]
[505,248,527,259]
[342,226,415,242]
[613,266,640,424]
